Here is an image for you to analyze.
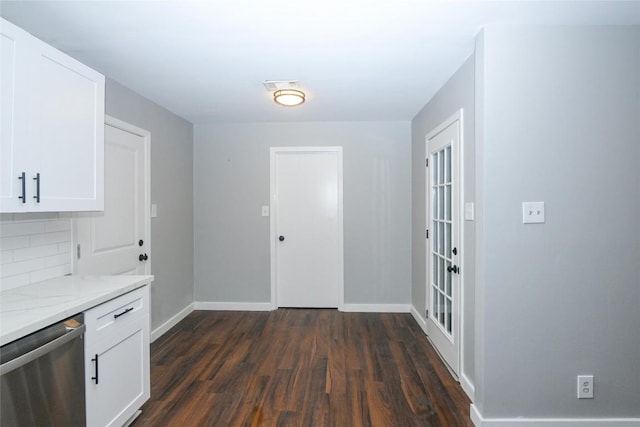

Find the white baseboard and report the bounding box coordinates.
[342,303,410,313]
[150,302,194,343]
[410,304,428,333]
[194,302,410,312]
[194,301,274,311]
[410,305,475,401]
[471,405,640,426]
[460,372,475,401]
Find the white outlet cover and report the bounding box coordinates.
[577,375,594,399]
[464,202,475,221]
[522,201,545,224]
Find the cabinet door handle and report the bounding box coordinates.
[91,354,99,384]
[33,173,40,203]
[114,307,134,319]
[18,172,26,203]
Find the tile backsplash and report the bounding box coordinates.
[0,213,73,291]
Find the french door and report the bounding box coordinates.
[426,112,461,376]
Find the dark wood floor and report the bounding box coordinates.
[132,309,473,427]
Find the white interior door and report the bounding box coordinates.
[270,147,344,309]
[75,117,150,276]
[426,113,461,376]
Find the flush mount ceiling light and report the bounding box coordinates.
[273,89,305,107]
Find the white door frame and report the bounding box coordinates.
[73,115,151,275]
[425,109,465,378]
[269,146,344,310]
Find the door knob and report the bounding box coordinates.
[139,253,148,262]
[452,247,457,255]
[279,236,285,242]
[447,265,459,274]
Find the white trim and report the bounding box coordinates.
[411,304,428,334]
[411,304,474,400]
[343,304,410,313]
[150,303,194,342]
[269,146,345,311]
[194,301,274,311]
[460,372,475,401]
[471,405,640,427]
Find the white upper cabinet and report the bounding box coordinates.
[1,18,104,212]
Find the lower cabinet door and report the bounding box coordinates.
[85,323,150,427]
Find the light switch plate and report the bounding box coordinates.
[522,201,545,224]
[464,202,475,221]
[151,203,158,218]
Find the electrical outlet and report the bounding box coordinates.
[522,201,545,224]
[577,375,594,399]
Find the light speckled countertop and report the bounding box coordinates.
[0,275,153,345]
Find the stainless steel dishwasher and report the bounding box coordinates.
[1,314,86,426]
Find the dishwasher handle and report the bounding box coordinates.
[0,324,85,376]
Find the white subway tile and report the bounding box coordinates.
[12,212,58,222]
[58,241,72,254]
[44,253,70,268]
[1,222,46,238]
[0,217,74,289]
[0,236,30,250]
[45,220,72,233]
[0,273,31,291]
[1,258,45,278]
[13,244,59,262]
[1,250,13,265]
[30,231,71,247]
[30,265,71,284]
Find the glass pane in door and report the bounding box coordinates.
[430,145,454,338]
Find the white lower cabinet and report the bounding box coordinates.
[84,286,150,427]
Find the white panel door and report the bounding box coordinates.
[75,118,149,276]
[271,147,344,308]
[426,114,461,376]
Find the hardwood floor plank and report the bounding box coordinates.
[133,309,473,427]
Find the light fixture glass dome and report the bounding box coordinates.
[274,89,305,107]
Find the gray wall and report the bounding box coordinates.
[411,54,476,385]
[475,26,640,418]
[193,121,411,305]
[105,78,194,332]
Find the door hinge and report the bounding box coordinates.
[76,244,81,259]
[425,158,429,167]
[426,309,429,319]
[425,229,429,239]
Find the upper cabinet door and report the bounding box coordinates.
[0,18,104,213]
[1,20,32,211]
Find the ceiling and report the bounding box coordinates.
[1,1,638,124]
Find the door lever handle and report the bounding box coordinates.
[447,265,459,274]
[138,253,148,261]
